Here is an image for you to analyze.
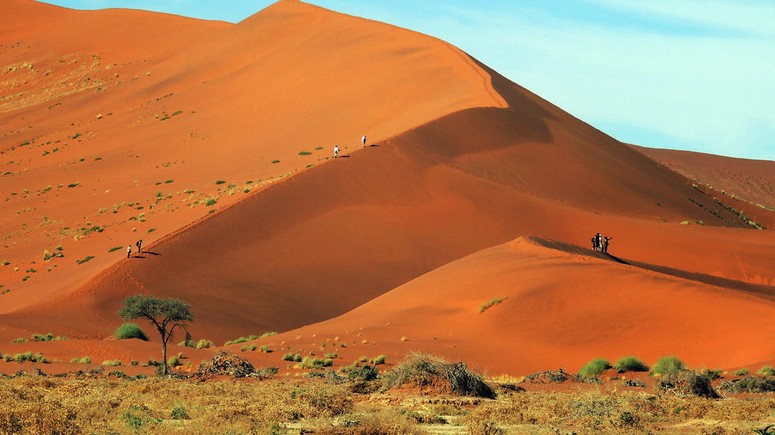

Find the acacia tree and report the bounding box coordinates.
[118,295,192,375]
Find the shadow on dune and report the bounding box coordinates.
[528,236,775,302]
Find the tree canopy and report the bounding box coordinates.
[119,295,192,375]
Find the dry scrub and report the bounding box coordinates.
[0,373,773,434]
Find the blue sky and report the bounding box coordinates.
[43,0,775,161]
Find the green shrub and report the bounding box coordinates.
[732,368,749,376]
[114,322,149,341]
[613,356,649,373]
[283,353,302,362]
[260,331,278,338]
[13,352,34,363]
[170,404,189,420]
[652,356,685,376]
[658,371,719,398]
[259,345,271,353]
[240,345,256,352]
[75,255,94,264]
[298,151,312,156]
[297,356,333,369]
[102,359,123,366]
[758,366,775,377]
[224,335,258,346]
[215,180,226,185]
[195,339,214,349]
[346,364,379,382]
[34,352,48,363]
[579,358,611,378]
[70,356,91,364]
[700,368,723,380]
[479,297,506,313]
[370,355,386,365]
[205,198,217,206]
[12,337,27,343]
[168,355,182,367]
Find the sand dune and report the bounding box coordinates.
[0,0,773,375]
[274,236,775,375]
[635,146,775,212]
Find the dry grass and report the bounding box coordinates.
[0,374,774,434]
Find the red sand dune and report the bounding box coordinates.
[0,0,773,376]
[635,145,775,211]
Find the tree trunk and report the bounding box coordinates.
[161,331,169,376]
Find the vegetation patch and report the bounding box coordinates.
[479,296,506,314]
[76,255,95,265]
[614,356,649,373]
[658,371,720,398]
[381,353,496,398]
[652,356,686,376]
[114,323,149,341]
[579,358,611,379]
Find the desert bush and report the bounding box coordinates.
[260,331,278,338]
[113,323,148,341]
[195,339,214,349]
[370,354,386,365]
[12,337,26,343]
[699,368,723,380]
[283,353,302,362]
[297,356,333,369]
[13,352,34,363]
[259,345,271,353]
[102,359,122,367]
[31,332,66,342]
[658,371,720,398]
[240,344,256,352]
[479,297,506,314]
[170,404,189,420]
[652,356,686,376]
[381,353,496,399]
[732,368,749,376]
[614,356,649,373]
[70,356,91,364]
[224,335,258,346]
[346,364,379,382]
[719,376,775,394]
[758,366,775,377]
[168,355,182,368]
[579,358,611,378]
[34,352,47,363]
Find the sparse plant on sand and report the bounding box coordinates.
[479,297,506,314]
[76,255,94,265]
[613,356,649,373]
[732,368,750,376]
[651,356,686,376]
[118,295,192,376]
[579,358,611,379]
[114,322,149,341]
[759,366,775,377]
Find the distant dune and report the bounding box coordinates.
[0,0,773,375]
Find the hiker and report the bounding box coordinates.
[595,233,602,252]
[333,145,339,158]
[591,235,597,251]
[603,236,611,254]
[136,239,143,255]
[362,135,367,148]
[127,245,132,258]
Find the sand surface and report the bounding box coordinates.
[0,0,773,376]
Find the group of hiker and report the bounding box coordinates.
[591,233,612,254]
[333,134,367,158]
[127,239,143,258]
